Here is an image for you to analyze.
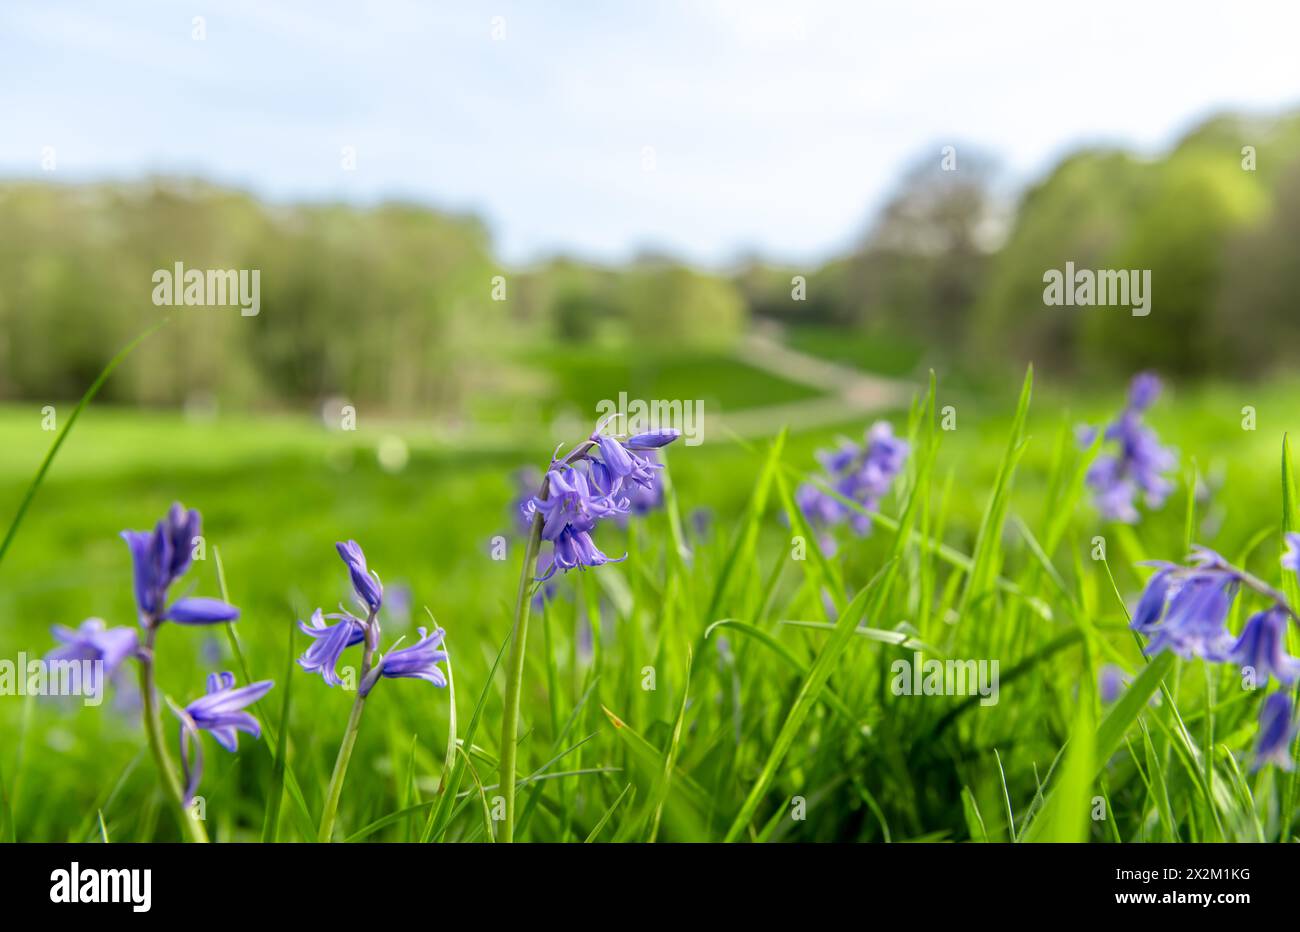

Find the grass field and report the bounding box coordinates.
[3,343,1300,842]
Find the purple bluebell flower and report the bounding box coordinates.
[1081,372,1175,524]
[337,540,383,614]
[626,452,665,516]
[591,433,660,493]
[1283,532,1300,577]
[625,428,681,450]
[1144,574,1237,660]
[1098,664,1127,703]
[359,627,449,697]
[1130,567,1174,634]
[541,526,625,580]
[797,420,909,538]
[121,503,238,627]
[513,467,544,536]
[1130,545,1300,667]
[1253,693,1296,771]
[175,671,273,803]
[519,421,681,580]
[527,467,624,538]
[46,618,139,694]
[298,609,366,687]
[1227,606,1300,686]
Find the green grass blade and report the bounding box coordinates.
[260,614,297,842]
[644,650,693,842]
[421,629,509,842]
[584,783,634,843]
[723,563,892,842]
[0,318,167,569]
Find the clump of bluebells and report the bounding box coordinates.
[1129,537,1300,769]
[1080,372,1175,523]
[796,421,908,551]
[521,423,680,579]
[299,540,449,841]
[45,503,268,841]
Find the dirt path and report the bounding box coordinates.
[720,329,915,439]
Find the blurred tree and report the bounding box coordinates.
[848,147,1002,348]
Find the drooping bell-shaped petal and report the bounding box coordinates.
[1228,607,1300,686]
[298,609,365,687]
[1130,568,1172,633]
[337,539,383,613]
[164,596,240,625]
[359,627,449,697]
[539,526,625,580]
[627,456,665,516]
[1253,692,1296,771]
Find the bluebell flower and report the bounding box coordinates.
[121,503,238,627]
[519,421,680,580]
[1283,532,1300,577]
[1081,372,1175,523]
[1227,606,1300,686]
[46,618,139,693]
[298,609,366,687]
[1098,664,1127,703]
[527,466,625,538]
[591,433,660,493]
[359,627,449,697]
[541,525,625,579]
[1133,545,1300,676]
[1144,574,1236,660]
[1130,567,1174,634]
[625,428,681,449]
[175,671,273,802]
[625,452,665,516]
[337,540,383,614]
[796,420,908,538]
[512,467,544,535]
[1253,692,1296,771]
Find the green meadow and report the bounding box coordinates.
[2,331,1299,843]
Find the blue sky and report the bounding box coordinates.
[3,1,1299,266]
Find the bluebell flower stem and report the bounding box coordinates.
[318,637,375,842]
[500,512,543,843]
[137,627,208,843]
